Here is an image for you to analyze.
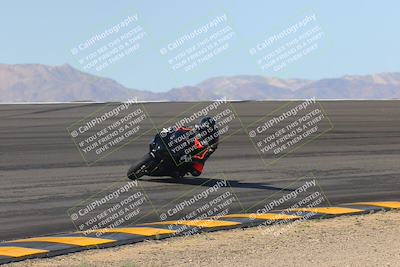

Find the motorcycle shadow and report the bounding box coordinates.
[144,176,295,192]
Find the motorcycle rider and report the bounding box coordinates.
[127,116,219,180]
[176,117,219,177]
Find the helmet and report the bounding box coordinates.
[195,117,218,146]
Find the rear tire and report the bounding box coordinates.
[127,154,156,180]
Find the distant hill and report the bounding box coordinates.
[0,64,157,102]
[0,64,399,102]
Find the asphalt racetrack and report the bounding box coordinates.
[0,101,399,241]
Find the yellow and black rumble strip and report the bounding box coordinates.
[0,201,398,265]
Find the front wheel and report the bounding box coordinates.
[127,154,156,180]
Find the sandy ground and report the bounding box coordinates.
[6,210,400,267]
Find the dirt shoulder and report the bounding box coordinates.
[6,210,400,267]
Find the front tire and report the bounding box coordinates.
[127,154,156,180]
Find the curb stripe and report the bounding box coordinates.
[86,227,176,236]
[0,247,48,257]
[11,237,115,247]
[144,219,240,228]
[348,201,400,209]
[222,213,302,220]
[0,201,398,265]
[0,242,75,251]
[289,207,364,215]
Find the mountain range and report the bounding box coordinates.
[0,64,399,102]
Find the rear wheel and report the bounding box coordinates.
[127,154,156,180]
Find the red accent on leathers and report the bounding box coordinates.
[176,127,210,175]
[192,162,204,173]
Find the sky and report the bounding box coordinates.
[1,0,399,92]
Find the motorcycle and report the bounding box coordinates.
[127,117,219,180]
